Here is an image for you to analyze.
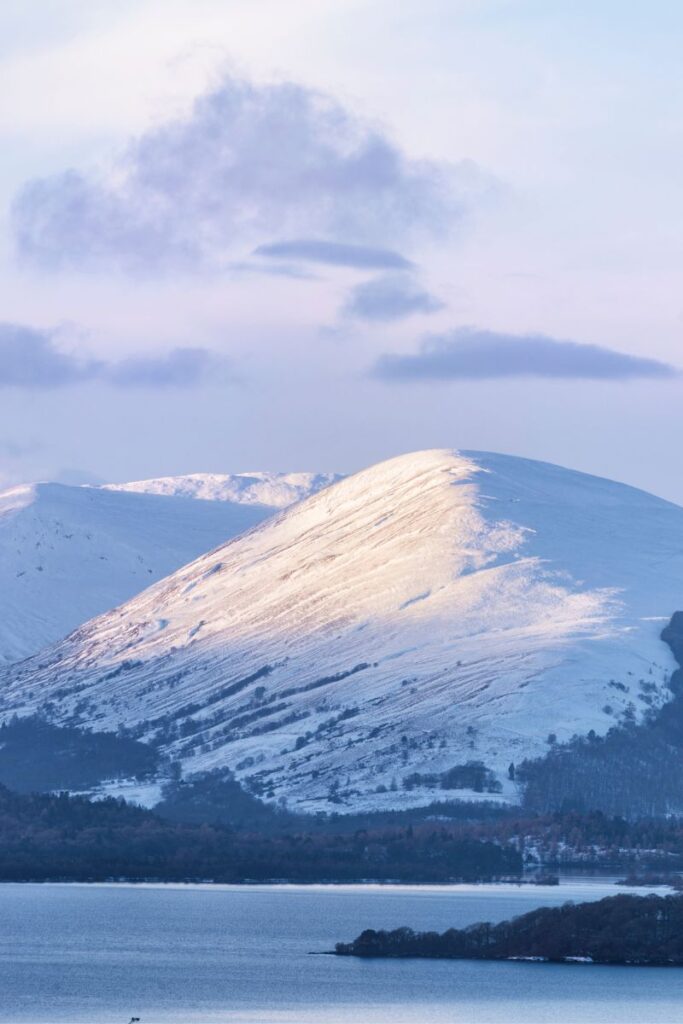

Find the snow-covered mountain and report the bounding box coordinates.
[0,471,335,664]
[102,471,342,507]
[0,482,274,664]
[2,449,683,813]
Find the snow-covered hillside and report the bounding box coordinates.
[2,449,683,813]
[103,471,341,507]
[0,483,272,663]
[0,471,336,664]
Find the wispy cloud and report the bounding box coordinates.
[12,76,478,275]
[371,328,679,382]
[0,323,230,390]
[254,239,413,270]
[343,273,444,322]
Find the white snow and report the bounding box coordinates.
[102,471,341,508]
[0,482,271,663]
[0,472,335,664]
[2,449,682,813]
[91,779,165,808]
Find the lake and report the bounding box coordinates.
[1,879,682,1023]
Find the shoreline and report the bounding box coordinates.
[0,876,554,889]
[329,950,683,968]
[0,875,665,892]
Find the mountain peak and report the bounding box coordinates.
[2,449,682,813]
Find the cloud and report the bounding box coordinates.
[11,75,476,275]
[371,328,679,382]
[0,322,230,390]
[343,273,444,322]
[0,323,100,387]
[254,239,413,270]
[107,347,230,388]
[228,260,317,280]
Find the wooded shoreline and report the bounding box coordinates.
[334,893,683,966]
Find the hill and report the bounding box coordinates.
[0,471,334,662]
[2,449,683,814]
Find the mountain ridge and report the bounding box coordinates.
[1,448,682,813]
[0,471,335,663]
[101,470,342,507]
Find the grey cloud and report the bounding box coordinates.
[0,323,100,387]
[0,322,230,390]
[12,76,475,274]
[371,328,678,381]
[229,260,318,280]
[344,273,444,322]
[254,239,413,270]
[107,347,231,388]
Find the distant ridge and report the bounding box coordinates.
[0,470,335,662]
[102,471,342,507]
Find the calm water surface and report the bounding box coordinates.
[1,879,682,1023]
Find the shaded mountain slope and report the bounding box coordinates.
[0,471,335,663]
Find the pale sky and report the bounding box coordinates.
[1,0,682,500]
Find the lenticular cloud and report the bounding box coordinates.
[372,328,678,381]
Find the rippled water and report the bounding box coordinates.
[1,879,682,1023]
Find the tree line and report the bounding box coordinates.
[335,893,683,965]
[0,784,520,882]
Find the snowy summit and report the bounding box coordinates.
[1,449,682,812]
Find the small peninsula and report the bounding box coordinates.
[335,893,683,966]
